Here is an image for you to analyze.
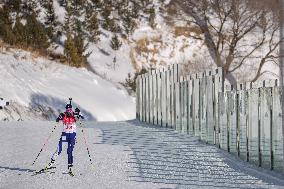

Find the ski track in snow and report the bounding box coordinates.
[0,121,284,189]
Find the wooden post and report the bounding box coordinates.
[207,74,214,144]
[152,70,156,124]
[157,70,161,126]
[148,73,152,123]
[193,74,200,137]
[248,82,260,166]
[214,68,223,146]
[161,69,167,127]
[228,87,237,155]
[170,65,175,128]
[238,83,248,161]
[142,75,145,122]
[183,78,189,133]
[200,72,207,141]
[136,76,139,120]
[219,88,228,151]
[188,77,193,134]
[272,80,283,172]
[166,67,171,127]
[149,71,153,124]
[259,81,272,169]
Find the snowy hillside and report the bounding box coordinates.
[0,49,135,121]
[0,0,281,120]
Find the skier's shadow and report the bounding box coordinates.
[0,166,35,173]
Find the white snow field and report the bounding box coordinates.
[1,121,284,189]
[0,49,135,121]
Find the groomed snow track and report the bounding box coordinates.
[1,120,284,189]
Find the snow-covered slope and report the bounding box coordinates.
[0,49,135,121]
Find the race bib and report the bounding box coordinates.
[63,123,76,133]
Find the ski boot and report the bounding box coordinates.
[33,159,56,175]
[68,164,74,176]
[46,159,55,170]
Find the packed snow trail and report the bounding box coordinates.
[0,121,284,189]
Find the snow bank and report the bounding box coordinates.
[0,49,135,121]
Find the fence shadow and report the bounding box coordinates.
[91,120,284,189]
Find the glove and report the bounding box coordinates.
[75,107,80,113]
[56,113,64,122]
[76,115,84,120]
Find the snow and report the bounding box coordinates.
[1,120,284,188]
[53,0,66,24]
[0,49,135,121]
[87,36,135,83]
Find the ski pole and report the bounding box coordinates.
[32,123,58,165]
[79,121,93,165]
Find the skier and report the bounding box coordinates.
[46,99,84,176]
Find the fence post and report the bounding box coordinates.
[173,66,177,129]
[219,86,228,150]
[193,74,200,137]
[272,80,284,172]
[180,77,186,132]
[214,68,223,146]
[146,72,150,123]
[248,82,260,166]
[166,67,171,127]
[259,81,273,169]
[206,74,214,144]
[151,70,155,124]
[161,68,165,127]
[238,83,248,161]
[149,71,153,124]
[171,65,176,129]
[179,77,184,132]
[136,76,139,120]
[142,74,145,122]
[175,79,181,131]
[188,77,193,134]
[145,73,148,123]
[200,72,207,141]
[183,77,189,133]
[228,85,238,155]
[158,69,161,125]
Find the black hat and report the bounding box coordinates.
[65,104,72,109]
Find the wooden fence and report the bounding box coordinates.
[136,64,283,173]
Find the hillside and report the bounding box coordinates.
[0,0,281,120]
[0,48,135,121]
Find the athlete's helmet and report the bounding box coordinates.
[65,104,72,109]
[65,104,73,116]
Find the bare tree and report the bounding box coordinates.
[172,0,281,86]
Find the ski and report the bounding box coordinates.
[62,170,75,176]
[32,166,56,176]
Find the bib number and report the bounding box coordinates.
[65,124,73,130]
